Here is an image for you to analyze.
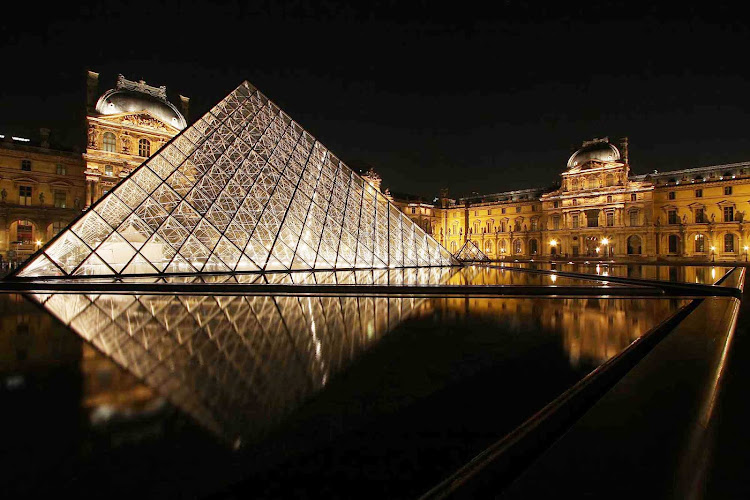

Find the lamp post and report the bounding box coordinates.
[710,246,716,263]
[744,245,748,262]
[549,239,557,260]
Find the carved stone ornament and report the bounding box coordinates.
[88,126,97,147]
[120,134,131,154]
[122,114,169,131]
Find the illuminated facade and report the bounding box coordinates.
[393,137,750,262]
[84,72,189,208]
[0,132,86,262]
[15,81,456,278]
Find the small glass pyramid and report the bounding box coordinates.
[454,240,490,262]
[15,82,457,278]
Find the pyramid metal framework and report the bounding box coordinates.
[15,82,457,278]
[454,240,490,262]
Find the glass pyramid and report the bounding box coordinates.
[454,240,490,262]
[15,82,457,278]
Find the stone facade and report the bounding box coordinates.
[393,137,750,262]
[0,134,85,262]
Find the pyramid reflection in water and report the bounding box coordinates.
[29,289,426,445]
[17,81,456,278]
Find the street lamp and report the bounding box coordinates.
[744,245,748,262]
[710,245,716,262]
[549,239,557,260]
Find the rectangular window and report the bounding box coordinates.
[531,205,537,212]
[724,206,734,222]
[630,211,638,226]
[54,191,66,208]
[695,208,705,223]
[56,164,67,175]
[586,210,599,228]
[410,207,416,214]
[606,212,614,226]
[531,219,538,231]
[21,159,31,171]
[572,215,579,228]
[104,165,113,176]
[668,191,675,200]
[553,217,560,230]
[607,195,613,203]
[487,209,491,215]
[553,201,559,208]
[725,186,733,195]
[695,189,702,198]
[631,193,637,201]
[668,210,678,224]
[515,206,521,213]
[501,208,506,214]
[19,185,32,206]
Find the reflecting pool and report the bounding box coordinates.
[503,262,734,284]
[0,289,689,498]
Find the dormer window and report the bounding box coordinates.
[104,165,114,176]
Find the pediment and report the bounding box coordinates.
[12,176,39,184]
[93,111,178,132]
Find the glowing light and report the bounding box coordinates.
[550,274,557,283]
[601,237,609,246]
[35,240,42,247]
[12,136,30,142]
[596,247,601,253]
[711,246,716,252]
[549,239,557,247]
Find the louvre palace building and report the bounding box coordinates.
[2,71,750,265]
[392,137,750,263]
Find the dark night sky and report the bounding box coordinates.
[2,1,749,199]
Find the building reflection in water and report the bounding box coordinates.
[421,296,688,367]
[19,288,688,450]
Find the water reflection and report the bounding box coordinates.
[511,262,732,285]
[28,292,425,446]
[449,265,622,286]
[21,291,688,451]
[430,296,689,366]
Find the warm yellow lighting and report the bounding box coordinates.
[550,273,557,283]
[549,239,557,247]
[601,237,609,246]
[35,240,42,247]
[744,246,749,252]
[595,247,601,253]
[710,246,716,252]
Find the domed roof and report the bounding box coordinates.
[567,138,621,169]
[95,76,186,130]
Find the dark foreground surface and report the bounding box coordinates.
[0,264,744,498]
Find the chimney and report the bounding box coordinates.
[40,128,50,149]
[620,137,629,164]
[87,70,99,113]
[179,95,190,123]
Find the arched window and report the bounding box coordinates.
[571,178,578,191]
[500,240,507,253]
[724,233,735,253]
[588,177,597,189]
[138,138,151,157]
[529,239,538,255]
[627,235,642,255]
[694,234,706,253]
[102,132,116,152]
[514,239,522,254]
[485,240,493,254]
[15,220,34,244]
[450,241,457,253]
[606,173,615,186]
[668,234,679,254]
